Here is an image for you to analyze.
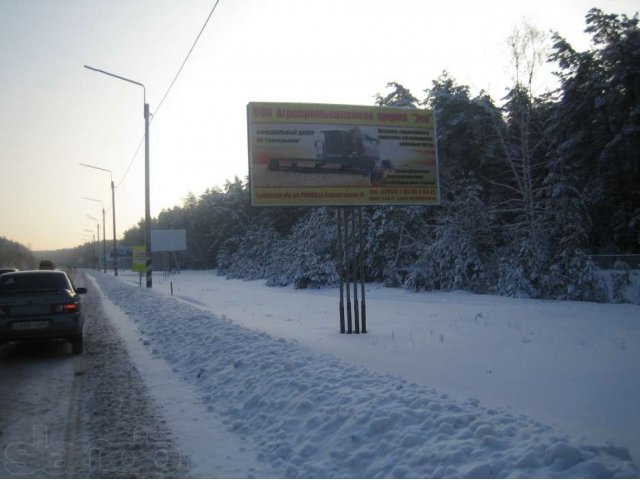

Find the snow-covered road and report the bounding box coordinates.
[0,271,188,478]
[0,336,76,477]
[86,270,639,478]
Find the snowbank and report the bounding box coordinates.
[89,272,638,478]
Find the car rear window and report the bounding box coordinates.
[0,272,72,293]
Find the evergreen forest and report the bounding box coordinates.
[63,9,640,301]
[0,237,36,270]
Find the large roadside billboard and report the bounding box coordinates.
[247,102,439,207]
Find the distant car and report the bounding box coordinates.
[0,268,19,275]
[38,260,55,270]
[0,270,87,354]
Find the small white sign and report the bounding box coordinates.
[151,229,187,252]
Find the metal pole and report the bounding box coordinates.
[344,208,352,334]
[84,230,95,269]
[96,221,100,270]
[86,216,99,270]
[79,165,118,276]
[336,208,345,333]
[352,208,360,333]
[111,179,118,276]
[359,207,367,333]
[144,102,152,288]
[101,207,107,274]
[84,65,147,277]
[84,228,94,270]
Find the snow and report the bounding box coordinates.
[87,270,640,478]
[0,344,76,477]
[93,277,278,478]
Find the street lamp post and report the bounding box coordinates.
[84,64,152,288]
[81,234,91,269]
[83,197,107,273]
[84,229,96,269]
[80,164,118,276]
[86,215,100,270]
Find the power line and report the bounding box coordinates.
[153,0,222,120]
[117,0,222,188]
[117,136,144,189]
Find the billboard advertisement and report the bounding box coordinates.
[151,229,187,252]
[247,102,439,207]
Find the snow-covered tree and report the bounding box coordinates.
[364,206,429,286]
[406,179,497,292]
[112,8,637,304]
[267,208,339,288]
[375,81,419,108]
[549,9,640,252]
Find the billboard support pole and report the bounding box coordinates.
[343,208,352,334]
[336,206,369,334]
[172,251,181,274]
[352,208,360,333]
[336,208,345,334]
[359,207,367,333]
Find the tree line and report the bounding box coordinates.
[0,237,37,269]
[81,9,639,301]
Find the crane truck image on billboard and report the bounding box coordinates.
[247,102,440,207]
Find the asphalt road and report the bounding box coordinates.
[0,272,189,478]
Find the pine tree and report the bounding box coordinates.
[406,179,496,292]
[550,9,640,252]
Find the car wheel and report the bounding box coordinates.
[70,336,83,355]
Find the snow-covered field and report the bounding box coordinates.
[88,269,640,478]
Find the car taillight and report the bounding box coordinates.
[50,303,78,314]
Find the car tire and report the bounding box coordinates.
[70,336,83,355]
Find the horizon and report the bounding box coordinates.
[1,0,638,251]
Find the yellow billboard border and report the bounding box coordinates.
[247,102,440,207]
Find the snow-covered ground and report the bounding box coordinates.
[0,273,190,478]
[88,269,640,478]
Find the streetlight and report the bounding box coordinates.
[81,233,92,268]
[83,197,107,273]
[86,215,100,270]
[84,198,107,273]
[84,64,152,288]
[83,229,96,270]
[80,163,118,276]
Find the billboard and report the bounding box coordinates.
[151,229,187,252]
[247,102,439,207]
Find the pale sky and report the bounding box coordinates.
[1,0,637,251]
